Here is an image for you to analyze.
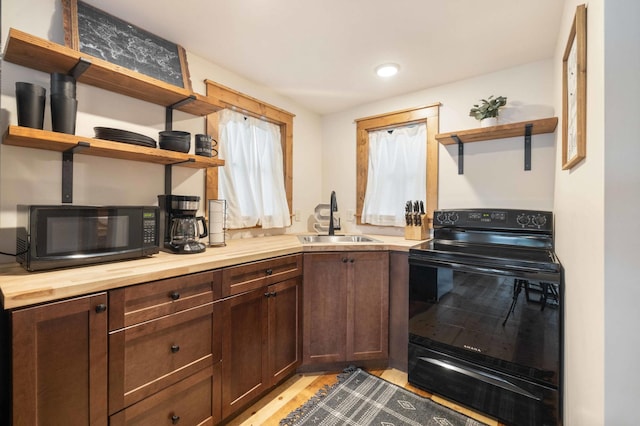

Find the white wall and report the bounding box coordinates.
[553,1,606,424]
[321,59,557,234]
[0,0,323,262]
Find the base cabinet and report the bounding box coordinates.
[109,364,221,426]
[221,276,302,420]
[302,251,389,367]
[11,293,108,426]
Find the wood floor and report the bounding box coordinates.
[225,369,501,426]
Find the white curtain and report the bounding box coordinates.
[218,109,291,229]
[361,123,427,226]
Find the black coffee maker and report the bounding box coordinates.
[158,195,208,254]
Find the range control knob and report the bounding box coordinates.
[533,214,547,227]
[449,212,459,223]
[516,214,531,226]
[436,212,446,224]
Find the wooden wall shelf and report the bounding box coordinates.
[435,117,558,145]
[3,28,224,116]
[435,117,558,174]
[3,126,224,169]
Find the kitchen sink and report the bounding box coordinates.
[297,234,382,244]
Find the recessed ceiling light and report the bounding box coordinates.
[375,63,400,78]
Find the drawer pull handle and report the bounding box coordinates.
[170,344,180,353]
[342,258,348,263]
[271,292,277,297]
[171,414,180,424]
[95,304,107,314]
[265,268,273,276]
[350,258,355,263]
[169,291,180,301]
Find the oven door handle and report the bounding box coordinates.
[418,357,542,401]
[409,258,559,281]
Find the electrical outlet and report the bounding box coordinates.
[294,210,301,222]
[347,209,354,222]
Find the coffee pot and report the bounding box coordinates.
[169,216,208,253]
[158,194,208,254]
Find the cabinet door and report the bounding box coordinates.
[348,251,390,361]
[221,288,268,419]
[268,277,302,384]
[302,252,348,364]
[12,293,108,426]
[389,251,409,371]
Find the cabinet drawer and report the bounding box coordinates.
[110,364,221,426]
[109,303,221,413]
[222,254,302,296]
[109,270,221,330]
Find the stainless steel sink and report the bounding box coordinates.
[297,234,382,244]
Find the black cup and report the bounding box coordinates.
[16,82,46,129]
[50,94,78,134]
[195,134,213,157]
[50,73,77,98]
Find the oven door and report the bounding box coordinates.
[408,255,562,426]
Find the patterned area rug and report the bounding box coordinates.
[280,368,487,426]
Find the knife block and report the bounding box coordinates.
[405,214,428,240]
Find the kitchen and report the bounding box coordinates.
[0,0,638,425]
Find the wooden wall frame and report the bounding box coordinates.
[355,104,440,227]
[562,4,587,170]
[204,80,294,222]
[61,0,192,90]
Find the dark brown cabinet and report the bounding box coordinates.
[302,251,389,367]
[11,293,109,426]
[221,256,302,420]
[108,271,222,423]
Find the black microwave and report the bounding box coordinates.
[16,205,160,271]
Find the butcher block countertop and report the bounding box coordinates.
[0,234,422,310]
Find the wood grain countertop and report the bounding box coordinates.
[0,234,424,310]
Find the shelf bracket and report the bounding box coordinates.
[524,123,533,171]
[452,135,464,175]
[69,57,92,79]
[164,158,196,195]
[165,96,197,131]
[62,141,90,203]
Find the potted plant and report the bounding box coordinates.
[469,95,507,127]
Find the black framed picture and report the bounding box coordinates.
[62,0,192,90]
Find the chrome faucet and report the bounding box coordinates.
[329,191,340,235]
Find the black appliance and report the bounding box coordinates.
[158,195,208,254]
[16,205,159,271]
[408,209,563,426]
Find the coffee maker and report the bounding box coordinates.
[158,195,208,254]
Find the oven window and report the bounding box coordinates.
[409,268,560,386]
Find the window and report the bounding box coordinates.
[361,123,427,226]
[217,109,290,228]
[355,104,440,227]
[205,80,294,229]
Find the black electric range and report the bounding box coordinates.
[408,209,563,426]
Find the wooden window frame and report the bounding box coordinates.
[355,103,440,226]
[205,80,294,222]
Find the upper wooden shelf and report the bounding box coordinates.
[3,28,224,116]
[3,126,225,169]
[435,117,558,145]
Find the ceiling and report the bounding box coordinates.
[84,0,565,115]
